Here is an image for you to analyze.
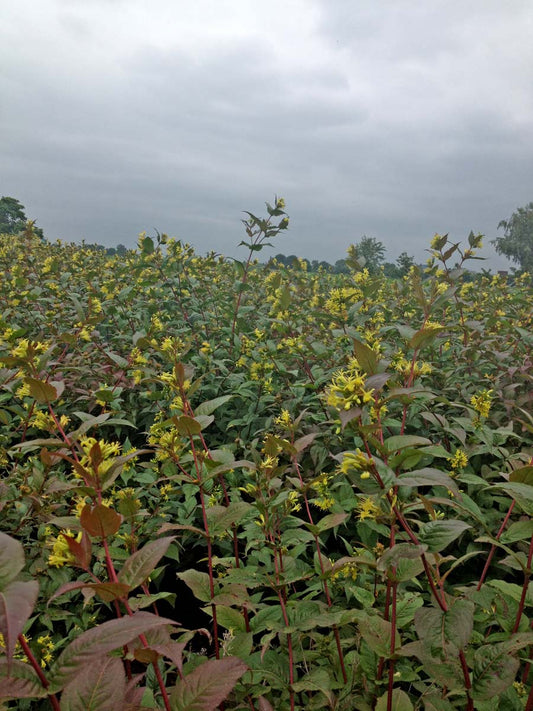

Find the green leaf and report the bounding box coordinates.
[398,468,460,497]
[376,543,427,573]
[500,519,533,544]
[170,657,248,711]
[472,642,520,700]
[0,581,39,666]
[47,611,177,692]
[492,482,533,515]
[195,395,233,416]
[415,600,474,655]
[509,465,533,485]
[0,532,25,589]
[177,570,212,603]
[417,519,470,553]
[358,612,400,658]
[59,656,126,711]
[351,338,378,375]
[26,377,58,403]
[212,605,247,634]
[384,435,432,453]
[375,689,414,711]
[0,659,48,700]
[206,503,252,536]
[315,512,348,533]
[118,536,175,590]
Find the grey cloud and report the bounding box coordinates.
[1,2,531,270]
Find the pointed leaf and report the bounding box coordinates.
[118,537,175,590]
[472,643,520,700]
[314,512,348,533]
[206,503,252,537]
[26,377,58,403]
[0,532,25,589]
[48,611,177,692]
[384,435,432,453]
[60,656,126,711]
[418,519,470,553]
[170,657,248,711]
[0,659,48,700]
[177,570,212,603]
[351,339,378,375]
[80,504,122,538]
[48,581,130,605]
[375,689,414,711]
[195,395,233,416]
[0,581,39,666]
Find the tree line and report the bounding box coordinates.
[2,195,532,272]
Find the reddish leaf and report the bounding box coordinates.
[0,581,39,667]
[60,656,126,711]
[118,536,175,590]
[26,377,58,403]
[0,532,25,589]
[80,504,122,538]
[0,659,48,700]
[64,530,92,569]
[47,611,178,692]
[49,581,130,604]
[150,642,187,675]
[170,656,248,710]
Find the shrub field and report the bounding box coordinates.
[1,203,533,710]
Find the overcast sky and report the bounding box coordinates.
[2,0,532,268]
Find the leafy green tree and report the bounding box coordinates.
[396,251,415,276]
[353,236,386,274]
[493,202,533,271]
[0,196,26,234]
[0,196,44,239]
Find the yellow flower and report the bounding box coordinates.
[274,409,292,428]
[470,389,493,419]
[48,530,83,567]
[327,361,374,411]
[357,497,381,521]
[448,449,468,470]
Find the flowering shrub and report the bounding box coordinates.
[0,206,532,710]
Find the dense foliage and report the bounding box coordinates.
[0,204,532,710]
[495,202,533,273]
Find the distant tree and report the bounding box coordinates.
[396,251,415,277]
[334,258,349,274]
[116,243,127,256]
[383,262,399,278]
[0,196,44,239]
[0,196,27,235]
[353,236,386,274]
[493,202,533,271]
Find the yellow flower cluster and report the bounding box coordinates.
[470,389,493,419]
[48,530,82,567]
[357,496,381,521]
[311,472,335,511]
[327,361,374,411]
[32,411,70,432]
[448,449,468,471]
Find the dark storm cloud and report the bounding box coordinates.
[1,1,532,268]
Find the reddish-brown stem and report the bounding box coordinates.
[17,634,61,711]
[386,580,398,711]
[292,456,348,683]
[477,500,515,590]
[459,650,474,710]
